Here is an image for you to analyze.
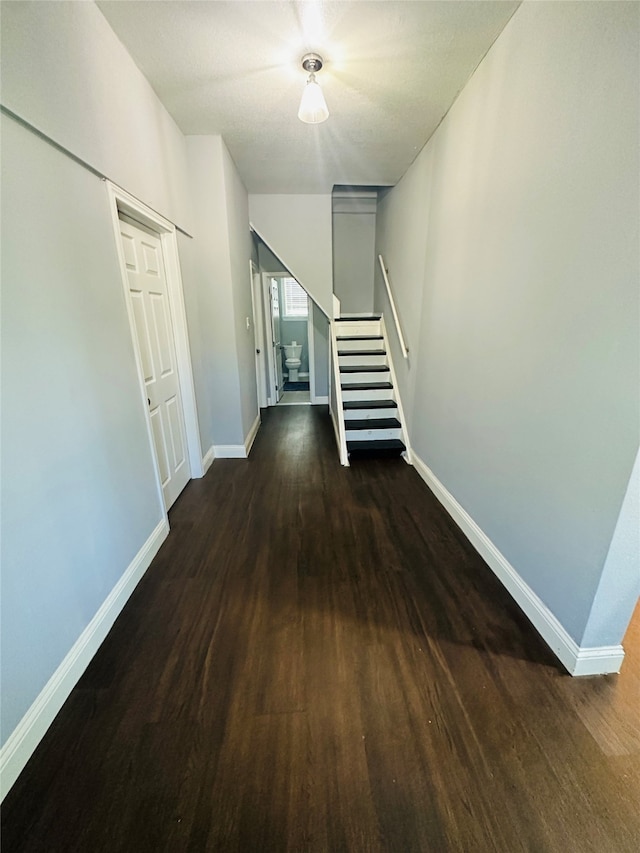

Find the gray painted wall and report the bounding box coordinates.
[184,136,257,448]
[258,243,287,275]
[312,303,330,398]
[582,450,640,647]
[183,136,244,449]
[375,0,639,647]
[221,142,259,439]
[1,0,192,230]
[333,211,376,314]
[176,231,209,446]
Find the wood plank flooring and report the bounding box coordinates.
[2,405,639,852]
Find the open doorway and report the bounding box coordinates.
[262,274,315,407]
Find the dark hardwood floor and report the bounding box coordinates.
[2,405,639,852]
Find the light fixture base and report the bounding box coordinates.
[301,53,323,74]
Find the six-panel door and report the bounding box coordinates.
[119,217,190,509]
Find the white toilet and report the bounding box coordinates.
[283,342,303,382]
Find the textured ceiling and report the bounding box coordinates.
[97,1,520,193]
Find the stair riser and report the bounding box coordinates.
[338,354,387,367]
[345,428,403,441]
[341,371,390,385]
[334,322,381,337]
[341,388,395,401]
[334,338,383,352]
[342,408,398,420]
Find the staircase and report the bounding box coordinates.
[331,314,411,465]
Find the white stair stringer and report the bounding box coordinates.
[330,313,412,465]
[329,316,350,466]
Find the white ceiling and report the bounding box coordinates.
[97,1,520,194]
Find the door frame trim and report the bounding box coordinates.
[106,181,203,518]
[262,272,280,406]
[307,296,317,403]
[250,261,267,410]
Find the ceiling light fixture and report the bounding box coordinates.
[298,53,329,124]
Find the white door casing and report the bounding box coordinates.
[307,295,317,403]
[107,181,203,521]
[119,216,191,509]
[262,276,275,406]
[270,277,284,402]
[250,261,267,409]
[262,273,279,405]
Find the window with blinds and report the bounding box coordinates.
[282,278,308,318]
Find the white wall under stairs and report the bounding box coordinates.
[249,194,333,318]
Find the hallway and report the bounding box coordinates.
[2,406,639,852]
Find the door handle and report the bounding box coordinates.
[256,349,261,354]
[148,398,151,406]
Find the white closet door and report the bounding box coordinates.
[119,217,190,509]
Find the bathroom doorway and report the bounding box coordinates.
[261,274,314,407]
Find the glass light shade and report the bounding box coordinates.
[298,73,329,124]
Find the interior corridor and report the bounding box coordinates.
[2,406,639,852]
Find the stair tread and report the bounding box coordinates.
[335,335,383,341]
[345,418,401,430]
[340,365,389,373]
[347,438,406,452]
[343,400,397,410]
[341,382,393,390]
[337,349,386,356]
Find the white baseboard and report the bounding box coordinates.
[213,445,247,459]
[312,395,329,404]
[244,413,261,456]
[571,645,625,676]
[411,452,625,677]
[0,518,169,801]
[201,445,215,475]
